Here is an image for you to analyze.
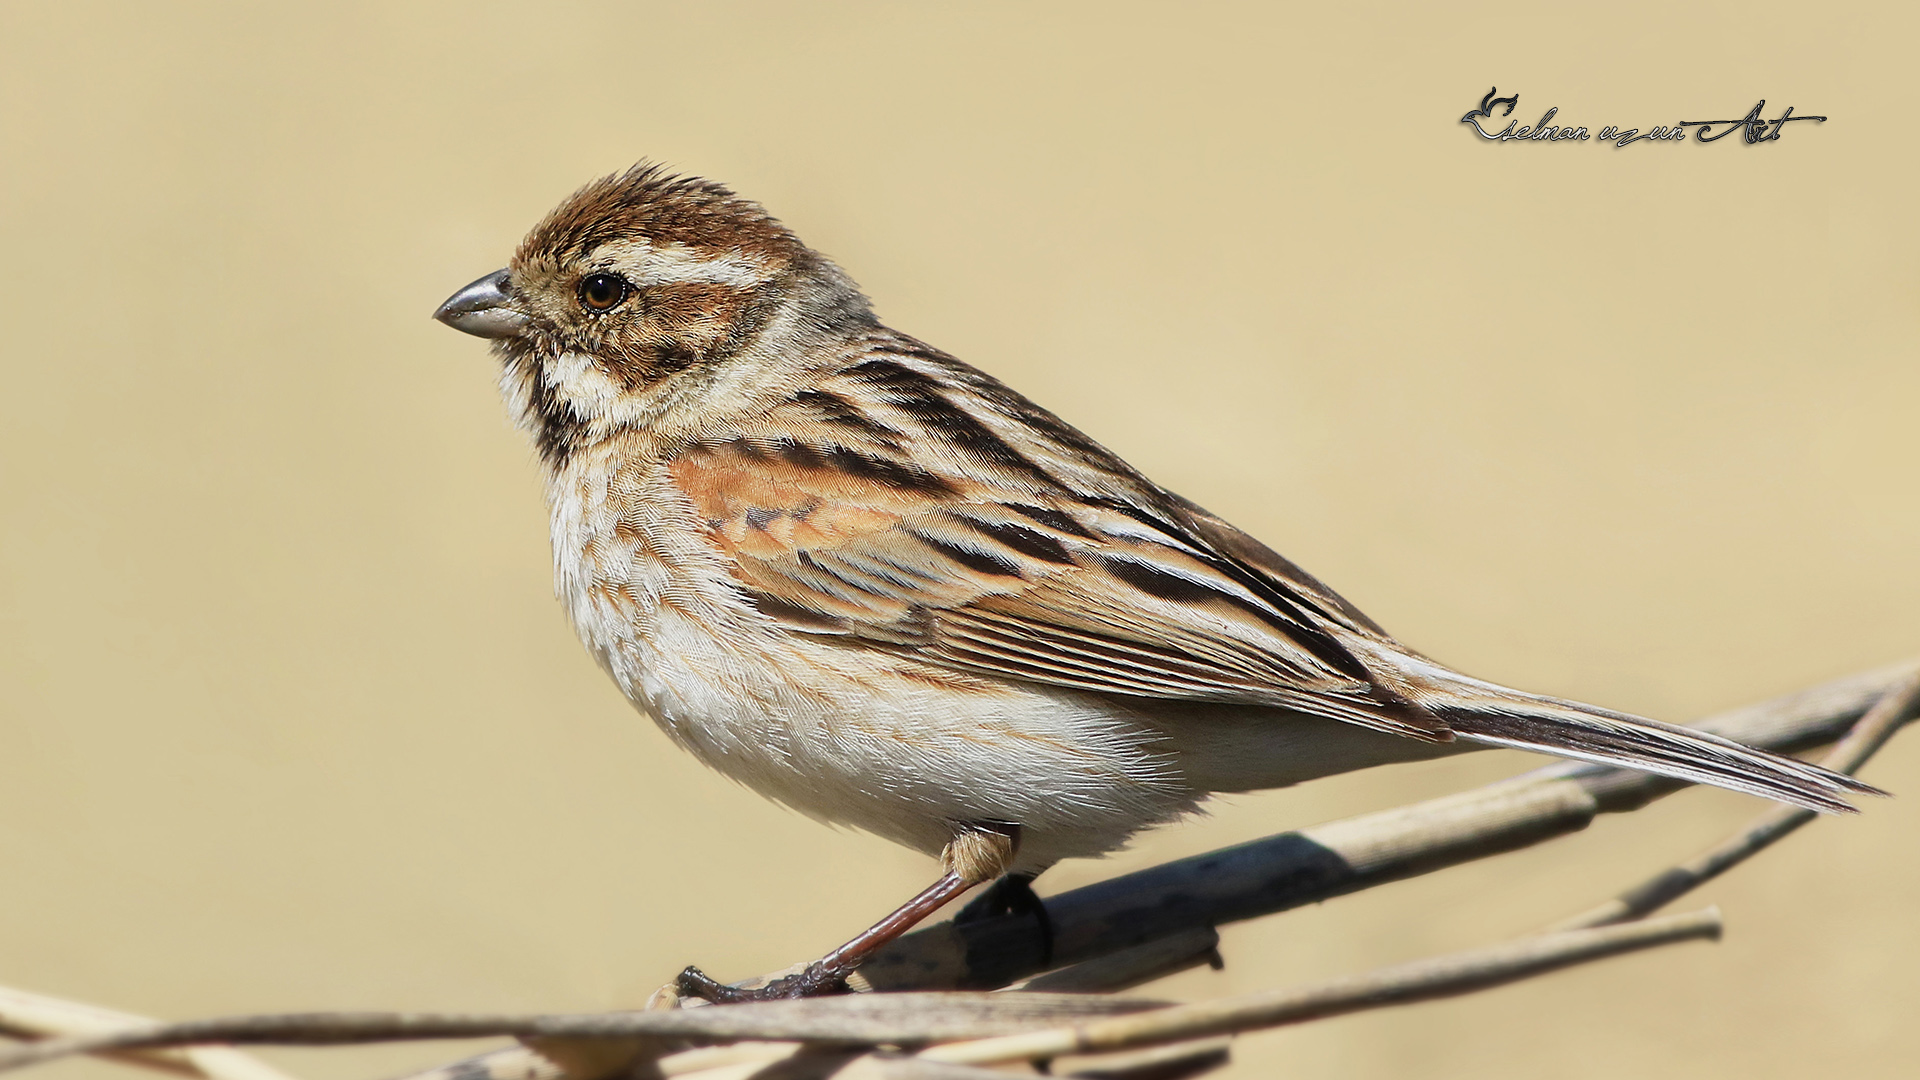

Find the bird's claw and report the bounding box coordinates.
[674,963,850,1003]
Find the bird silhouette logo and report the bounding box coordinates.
[1460,86,1520,137]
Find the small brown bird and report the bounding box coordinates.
[435,164,1875,1001]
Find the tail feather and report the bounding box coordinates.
[1429,686,1882,815]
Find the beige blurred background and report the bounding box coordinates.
[3,3,1916,1078]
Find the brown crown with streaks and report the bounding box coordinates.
[514,163,809,271]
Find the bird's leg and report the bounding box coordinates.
[954,870,1054,969]
[676,823,1019,1003]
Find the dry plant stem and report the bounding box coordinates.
[537,1038,1232,1080]
[667,1045,1231,1080]
[386,659,1917,1080]
[1552,668,1920,932]
[643,1051,1044,1080]
[0,914,1717,1076]
[914,908,1723,1068]
[860,660,1918,991]
[2,663,1903,1080]
[0,984,297,1080]
[0,995,1165,1074]
[646,1040,1232,1080]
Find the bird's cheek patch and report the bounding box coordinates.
[644,283,745,341]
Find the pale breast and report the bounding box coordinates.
[543,435,1204,866]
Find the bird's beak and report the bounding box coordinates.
[434,269,530,339]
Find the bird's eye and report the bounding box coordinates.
[578,272,630,312]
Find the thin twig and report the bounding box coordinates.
[914,908,1723,1068]
[1551,668,1920,932]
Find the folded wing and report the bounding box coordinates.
[663,338,1879,811]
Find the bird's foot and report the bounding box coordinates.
[674,962,850,1003]
[954,871,1054,968]
[675,863,994,1004]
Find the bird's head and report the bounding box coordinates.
[435,164,872,463]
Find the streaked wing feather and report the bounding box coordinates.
[1164,493,1396,639]
[667,377,1450,743]
[662,333,1871,809]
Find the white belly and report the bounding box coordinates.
[546,451,1196,869]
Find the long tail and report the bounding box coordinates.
[1417,671,1883,814]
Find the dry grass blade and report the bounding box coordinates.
[0,984,298,1080]
[1552,668,1920,932]
[915,908,1723,1068]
